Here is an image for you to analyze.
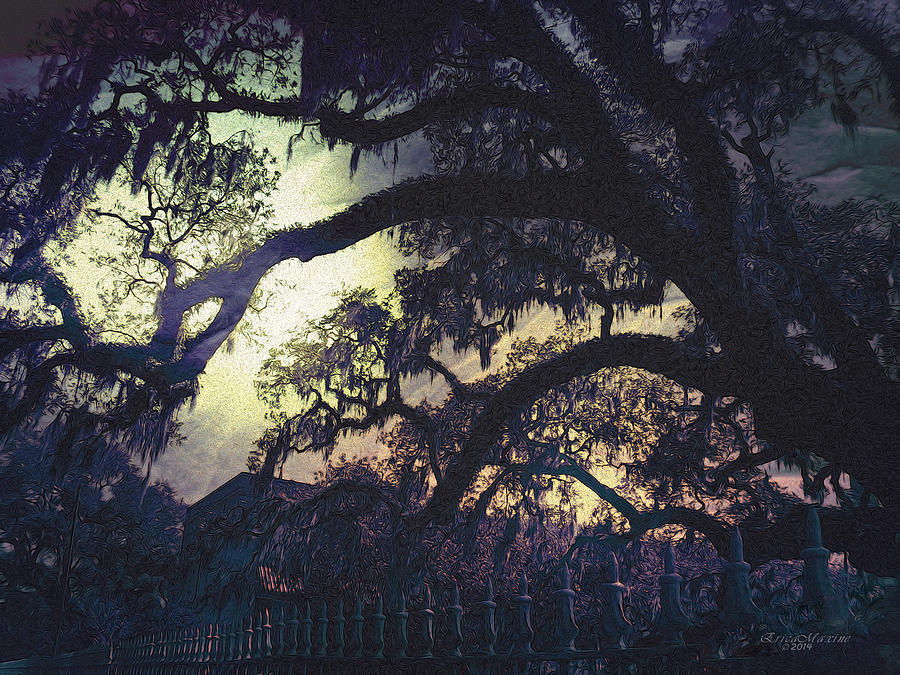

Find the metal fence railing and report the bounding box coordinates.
[0,508,857,674]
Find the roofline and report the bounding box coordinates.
[186,472,253,516]
[186,472,316,515]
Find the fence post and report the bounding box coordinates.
[146,632,155,667]
[801,506,849,629]
[393,588,409,657]
[656,543,691,647]
[301,601,313,656]
[218,622,227,663]
[372,592,386,658]
[210,623,221,664]
[350,596,365,657]
[273,604,286,657]
[134,633,145,669]
[316,600,329,656]
[198,624,206,663]
[599,554,630,649]
[720,528,762,626]
[251,613,262,660]
[263,607,275,658]
[166,627,176,664]
[243,616,255,660]
[554,564,578,652]
[159,629,168,664]
[285,604,300,656]
[510,570,534,655]
[184,625,193,663]
[447,582,464,657]
[175,627,184,664]
[194,624,204,663]
[479,578,498,655]
[334,598,346,656]
[228,621,243,661]
[200,624,208,663]
[419,584,436,657]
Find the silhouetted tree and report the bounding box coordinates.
[1,0,898,574]
[0,433,189,659]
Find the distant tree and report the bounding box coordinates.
[0,433,189,658]
[1,0,898,575]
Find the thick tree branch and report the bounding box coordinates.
[413,334,737,529]
[523,457,897,575]
[317,85,556,147]
[150,172,599,381]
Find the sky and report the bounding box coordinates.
[2,2,898,506]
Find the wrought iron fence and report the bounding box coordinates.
[0,508,862,674]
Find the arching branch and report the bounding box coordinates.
[413,334,738,529]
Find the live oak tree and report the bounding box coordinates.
[250,289,871,575]
[1,0,898,573]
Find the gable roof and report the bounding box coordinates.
[186,472,316,517]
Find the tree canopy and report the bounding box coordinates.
[1,0,898,575]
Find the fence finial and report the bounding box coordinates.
[393,586,409,657]
[315,600,329,656]
[806,504,823,547]
[730,526,744,563]
[330,598,343,656]
[510,570,534,654]
[350,596,364,657]
[479,578,498,655]
[448,582,463,657]
[420,584,436,657]
[554,563,579,652]
[656,543,691,646]
[721,527,762,626]
[600,553,631,649]
[372,590,386,658]
[285,604,299,656]
[801,506,848,630]
[272,605,285,657]
[300,601,313,656]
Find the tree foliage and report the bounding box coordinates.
[0,433,189,659]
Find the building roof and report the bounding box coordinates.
[186,472,316,516]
